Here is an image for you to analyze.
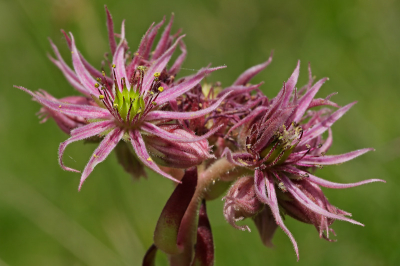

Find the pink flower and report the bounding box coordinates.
[223,61,385,259]
[16,9,228,190]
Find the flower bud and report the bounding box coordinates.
[223,176,263,231]
[144,127,214,169]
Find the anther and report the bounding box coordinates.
[158,87,164,92]
[99,95,105,100]
[94,83,99,88]
[102,71,106,77]
[112,64,116,68]
[305,144,311,149]
[113,103,118,108]
[153,72,160,78]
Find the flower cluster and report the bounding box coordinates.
[16,7,384,265]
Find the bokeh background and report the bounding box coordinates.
[0,0,399,265]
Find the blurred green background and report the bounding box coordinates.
[0,0,399,265]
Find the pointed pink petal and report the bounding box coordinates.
[233,52,273,86]
[15,86,112,119]
[152,14,173,60]
[169,40,187,76]
[59,121,115,172]
[69,33,100,96]
[155,66,225,105]
[142,35,185,94]
[142,17,165,60]
[79,127,124,190]
[298,148,374,166]
[129,130,180,183]
[277,172,364,226]
[293,78,328,122]
[154,167,197,254]
[62,30,113,85]
[225,106,268,137]
[142,122,222,143]
[105,5,117,55]
[146,92,231,121]
[300,102,356,145]
[113,21,129,90]
[282,60,300,107]
[48,39,89,96]
[280,166,385,189]
[217,83,263,98]
[264,172,300,260]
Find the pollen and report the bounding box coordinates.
[99,95,105,100]
[94,83,99,88]
[154,72,161,78]
[112,64,116,68]
[102,71,106,77]
[158,86,164,92]
[59,105,61,108]
[147,157,152,161]
[113,103,118,108]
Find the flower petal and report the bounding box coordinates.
[142,122,222,143]
[280,166,385,189]
[233,52,273,86]
[112,21,129,90]
[105,5,117,55]
[152,14,173,60]
[48,39,89,96]
[146,92,231,121]
[169,40,187,76]
[282,60,300,107]
[297,148,374,166]
[15,86,112,119]
[142,35,185,94]
[79,127,124,190]
[69,33,100,96]
[59,121,115,172]
[262,171,299,260]
[293,78,328,123]
[277,172,364,226]
[300,102,356,145]
[155,66,225,105]
[129,130,180,183]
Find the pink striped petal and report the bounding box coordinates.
[169,40,187,76]
[142,18,165,60]
[233,52,273,86]
[129,130,180,183]
[300,102,356,145]
[279,166,385,189]
[15,86,112,119]
[263,172,299,260]
[142,122,222,143]
[155,66,225,105]
[79,127,124,190]
[145,92,231,121]
[282,60,300,107]
[142,35,185,94]
[152,14,173,60]
[293,78,328,123]
[48,39,89,96]
[297,148,374,166]
[69,33,100,96]
[62,30,113,85]
[112,21,129,90]
[105,5,117,55]
[59,121,115,172]
[277,172,364,226]
[217,83,263,98]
